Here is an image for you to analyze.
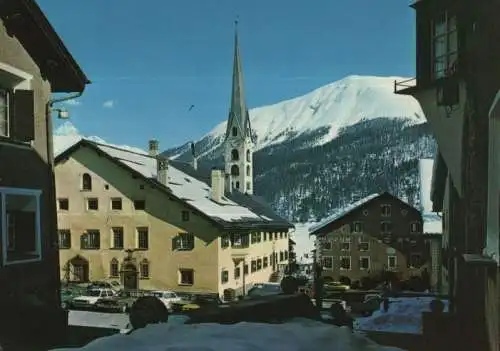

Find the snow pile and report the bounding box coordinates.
[354,297,449,334]
[203,75,426,155]
[53,318,403,351]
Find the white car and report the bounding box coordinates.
[148,290,182,311]
[71,288,116,309]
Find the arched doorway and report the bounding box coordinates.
[66,255,89,283]
[122,263,138,290]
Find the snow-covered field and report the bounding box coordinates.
[55,318,403,351]
[354,297,449,334]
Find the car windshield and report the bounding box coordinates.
[85,290,102,297]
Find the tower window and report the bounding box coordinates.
[82,173,92,191]
[232,127,238,137]
[231,149,239,161]
[246,150,251,162]
[246,165,250,176]
[235,181,240,189]
[231,165,240,176]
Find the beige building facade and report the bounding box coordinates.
[55,140,291,297]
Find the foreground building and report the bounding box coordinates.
[395,0,499,348]
[309,192,429,283]
[0,0,89,348]
[55,24,292,297]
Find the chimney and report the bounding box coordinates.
[225,172,232,194]
[191,142,197,170]
[148,139,159,157]
[157,155,168,186]
[211,169,225,202]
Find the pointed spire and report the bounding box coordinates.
[225,18,252,141]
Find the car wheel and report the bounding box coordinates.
[61,302,67,310]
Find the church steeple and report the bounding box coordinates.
[224,20,255,195]
[225,19,253,141]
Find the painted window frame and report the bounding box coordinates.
[432,11,458,80]
[387,255,397,269]
[381,204,392,217]
[340,256,351,270]
[322,256,334,270]
[0,187,42,265]
[352,221,363,233]
[359,256,370,270]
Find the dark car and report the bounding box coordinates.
[95,290,142,313]
[247,283,283,298]
[171,294,222,313]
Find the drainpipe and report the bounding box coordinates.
[45,92,83,308]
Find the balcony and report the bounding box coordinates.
[231,244,249,261]
[394,77,417,95]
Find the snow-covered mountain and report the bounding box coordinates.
[188,75,426,160]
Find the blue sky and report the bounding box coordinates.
[40,0,416,150]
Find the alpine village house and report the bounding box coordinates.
[0,0,90,348]
[55,25,293,298]
[310,193,429,284]
[394,0,500,349]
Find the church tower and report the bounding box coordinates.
[224,21,255,195]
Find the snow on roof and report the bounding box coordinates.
[90,142,272,224]
[309,194,380,234]
[53,318,402,351]
[422,212,442,234]
[418,159,434,213]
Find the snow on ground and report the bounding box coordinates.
[54,318,403,351]
[354,297,449,335]
[291,222,316,264]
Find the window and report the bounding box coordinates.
[410,254,422,268]
[284,251,288,260]
[1,189,42,264]
[221,235,230,248]
[111,227,124,249]
[381,221,392,233]
[257,258,262,270]
[82,173,92,191]
[234,267,241,279]
[87,198,98,211]
[231,149,239,161]
[0,89,8,137]
[381,204,391,217]
[263,257,268,268]
[173,233,195,251]
[341,241,350,251]
[179,269,194,285]
[140,259,150,279]
[111,198,122,210]
[433,12,458,79]
[58,229,71,249]
[388,255,397,269]
[243,264,249,275]
[232,127,238,137]
[279,232,283,239]
[235,181,240,189]
[181,210,190,221]
[246,165,250,176]
[231,165,239,177]
[352,222,363,233]
[221,269,229,283]
[110,258,119,277]
[322,256,333,269]
[359,256,370,270]
[58,198,69,211]
[251,232,261,244]
[251,260,257,272]
[410,222,421,233]
[358,240,370,251]
[246,182,251,191]
[340,256,351,270]
[82,230,100,249]
[231,233,249,248]
[279,251,284,261]
[137,227,149,249]
[246,150,251,162]
[321,240,332,250]
[133,200,146,210]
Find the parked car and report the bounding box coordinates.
[247,283,283,298]
[60,288,79,310]
[70,288,117,310]
[95,289,142,313]
[87,280,122,292]
[324,281,350,292]
[147,291,182,311]
[177,294,223,312]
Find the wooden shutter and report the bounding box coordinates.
[10,90,35,142]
